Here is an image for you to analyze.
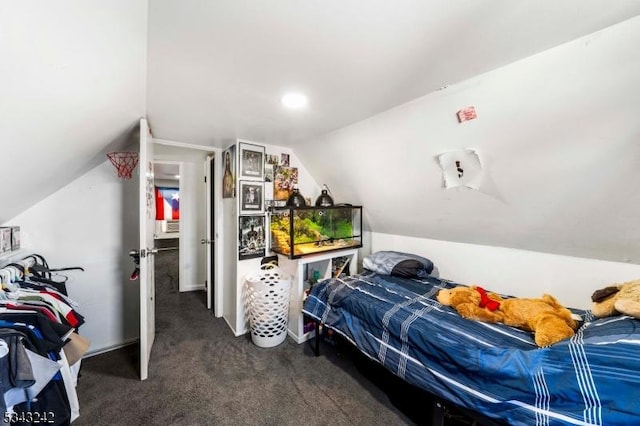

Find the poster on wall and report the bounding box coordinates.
[265,154,279,166]
[273,166,298,201]
[264,153,280,205]
[240,181,264,214]
[222,145,236,198]
[264,165,274,183]
[436,149,483,190]
[238,215,265,260]
[239,142,265,180]
[264,165,274,202]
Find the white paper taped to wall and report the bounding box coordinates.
[437,149,483,190]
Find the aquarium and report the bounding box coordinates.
[269,205,362,258]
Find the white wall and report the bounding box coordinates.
[221,152,237,331]
[3,161,139,354]
[296,16,640,265]
[371,233,640,310]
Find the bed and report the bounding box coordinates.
[301,256,640,426]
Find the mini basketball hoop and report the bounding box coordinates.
[107,152,139,179]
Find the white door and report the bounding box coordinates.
[204,154,215,311]
[139,118,156,380]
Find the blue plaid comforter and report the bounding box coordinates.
[302,271,640,426]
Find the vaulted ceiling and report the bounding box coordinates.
[3,1,640,228]
[147,1,640,146]
[1,1,148,223]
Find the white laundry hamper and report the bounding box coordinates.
[245,264,292,348]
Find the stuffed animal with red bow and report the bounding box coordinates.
[436,286,577,347]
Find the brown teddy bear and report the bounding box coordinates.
[591,279,640,319]
[437,286,578,347]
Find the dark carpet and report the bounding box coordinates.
[74,250,476,425]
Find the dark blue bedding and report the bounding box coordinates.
[302,271,640,426]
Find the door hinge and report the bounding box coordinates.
[204,176,207,183]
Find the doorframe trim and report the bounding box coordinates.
[154,139,223,318]
[155,138,217,151]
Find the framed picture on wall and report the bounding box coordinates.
[238,215,265,260]
[222,144,236,198]
[239,180,264,214]
[239,142,265,180]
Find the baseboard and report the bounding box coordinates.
[223,316,249,337]
[83,338,138,358]
[179,283,205,292]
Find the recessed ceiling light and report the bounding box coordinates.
[281,92,308,109]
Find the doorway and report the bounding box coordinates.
[153,142,219,315]
[153,161,182,301]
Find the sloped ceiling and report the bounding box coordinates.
[0,1,148,223]
[3,1,640,264]
[147,0,640,146]
[145,1,640,263]
[295,16,640,264]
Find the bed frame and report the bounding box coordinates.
[302,269,640,425]
[310,320,502,426]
